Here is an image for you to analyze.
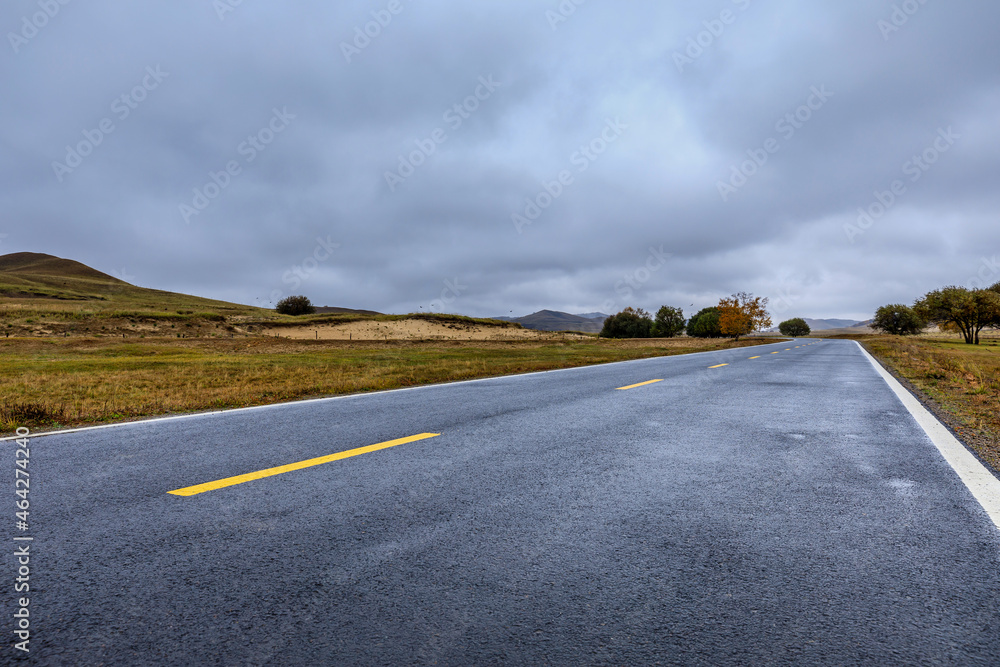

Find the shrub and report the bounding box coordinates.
[652,306,686,338]
[686,307,722,338]
[600,307,653,339]
[276,295,315,316]
[872,304,925,336]
[779,318,811,336]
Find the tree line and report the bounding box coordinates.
[601,292,787,340]
[872,282,1000,344]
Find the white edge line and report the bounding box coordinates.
[856,341,1000,530]
[0,338,797,442]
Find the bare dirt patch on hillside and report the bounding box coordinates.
[262,318,586,341]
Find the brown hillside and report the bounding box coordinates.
[0,252,124,283]
[0,251,262,318]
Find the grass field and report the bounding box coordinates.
[858,333,1000,473]
[0,336,776,434]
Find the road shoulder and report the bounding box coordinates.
[857,341,1000,529]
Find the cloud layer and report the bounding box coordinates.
[3,0,999,320]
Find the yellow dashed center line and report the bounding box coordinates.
[709,364,729,369]
[748,356,761,360]
[617,379,664,391]
[168,433,441,496]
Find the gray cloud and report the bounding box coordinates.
[2,0,998,321]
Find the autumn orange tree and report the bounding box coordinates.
[717,292,772,341]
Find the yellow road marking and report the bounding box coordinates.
[617,379,663,391]
[709,364,729,369]
[168,433,441,496]
[771,351,780,354]
[748,356,761,360]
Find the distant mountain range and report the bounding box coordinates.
[802,318,866,330]
[495,310,609,333]
[767,318,870,332]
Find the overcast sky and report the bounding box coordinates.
[3,1,998,320]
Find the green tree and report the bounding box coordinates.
[600,307,653,339]
[686,307,722,338]
[988,281,1000,332]
[652,306,686,338]
[913,287,1000,344]
[871,304,925,336]
[778,318,811,337]
[276,295,315,316]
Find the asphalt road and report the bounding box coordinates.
[10,339,1000,665]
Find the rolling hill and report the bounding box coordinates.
[0,252,127,299]
[0,251,263,316]
[0,253,520,339]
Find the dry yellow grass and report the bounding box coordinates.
[261,318,575,341]
[0,335,775,433]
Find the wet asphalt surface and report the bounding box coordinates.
[9,339,1000,665]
